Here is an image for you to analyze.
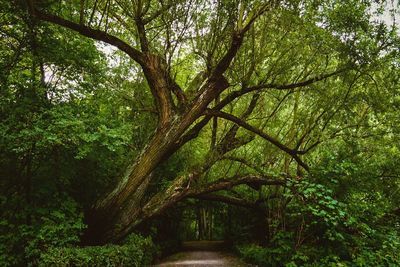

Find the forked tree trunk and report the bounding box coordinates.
[83,75,229,244]
[27,1,251,245]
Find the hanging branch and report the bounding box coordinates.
[27,0,145,65]
[204,109,310,171]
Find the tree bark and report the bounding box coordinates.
[83,75,230,244]
[27,1,296,245]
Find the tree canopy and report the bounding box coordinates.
[1,0,400,266]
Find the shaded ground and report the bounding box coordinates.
[153,241,252,267]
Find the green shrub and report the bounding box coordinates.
[237,241,292,267]
[25,209,86,264]
[351,232,400,267]
[38,233,158,267]
[238,240,400,267]
[237,244,266,266]
[0,195,85,266]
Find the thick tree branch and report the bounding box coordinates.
[140,55,176,127]
[171,94,258,169]
[186,175,285,197]
[239,1,276,33]
[217,93,260,152]
[175,68,346,149]
[205,109,309,171]
[170,80,188,107]
[247,68,346,91]
[190,193,257,209]
[212,32,244,78]
[218,68,347,111]
[192,3,271,111]
[134,16,149,52]
[211,1,272,77]
[140,173,284,235]
[174,115,213,149]
[27,1,144,65]
[191,193,280,210]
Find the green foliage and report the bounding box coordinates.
[237,232,294,267]
[1,0,399,266]
[238,234,400,267]
[0,195,84,266]
[38,233,158,267]
[24,205,86,265]
[287,179,350,243]
[234,176,400,267]
[237,243,271,267]
[351,233,400,266]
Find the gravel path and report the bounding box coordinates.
[153,241,251,267]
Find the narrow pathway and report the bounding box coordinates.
[153,241,251,267]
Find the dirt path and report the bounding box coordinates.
[153,241,251,267]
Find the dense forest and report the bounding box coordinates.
[1,0,400,266]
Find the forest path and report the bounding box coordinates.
[153,241,251,267]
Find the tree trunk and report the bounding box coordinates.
[197,206,213,240]
[83,75,229,244]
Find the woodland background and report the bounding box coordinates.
[1,0,400,266]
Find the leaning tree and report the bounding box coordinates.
[24,0,398,244]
